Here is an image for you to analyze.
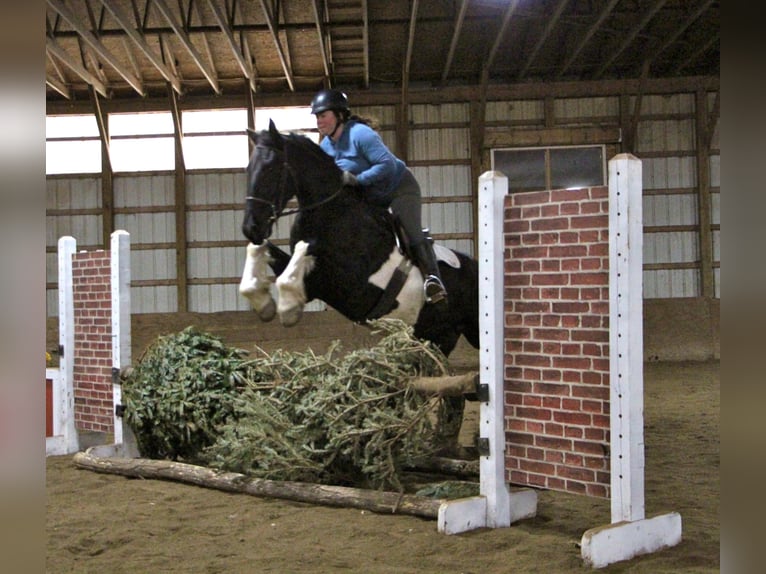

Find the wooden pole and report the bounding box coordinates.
[73,450,443,519]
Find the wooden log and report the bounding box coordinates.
[406,456,480,477]
[409,372,478,396]
[73,450,443,518]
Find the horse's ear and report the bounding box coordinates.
[268,119,283,145]
[246,128,258,142]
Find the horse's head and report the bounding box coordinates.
[242,120,294,244]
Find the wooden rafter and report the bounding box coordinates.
[46,73,71,99]
[361,0,369,89]
[643,0,715,73]
[47,0,145,95]
[100,0,182,93]
[46,36,109,97]
[152,0,221,93]
[311,0,331,84]
[206,0,253,89]
[557,0,620,79]
[401,0,419,92]
[518,0,570,80]
[671,32,719,77]
[593,0,669,80]
[480,0,520,86]
[257,0,295,91]
[440,0,468,85]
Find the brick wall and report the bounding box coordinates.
[72,250,114,434]
[504,187,610,498]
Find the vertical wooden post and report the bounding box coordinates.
[695,89,714,298]
[581,154,682,568]
[437,171,537,535]
[57,236,79,455]
[111,230,131,445]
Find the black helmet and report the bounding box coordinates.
[310,89,349,115]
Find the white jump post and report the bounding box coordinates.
[580,154,682,567]
[45,236,79,456]
[437,171,538,534]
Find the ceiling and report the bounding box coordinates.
[46,0,720,106]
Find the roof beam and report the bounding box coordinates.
[518,0,571,80]
[46,0,145,96]
[46,73,71,99]
[644,0,716,72]
[257,0,295,91]
[151,0,221,93]
[402,0,419,90]
[46,36,109,97]
[310,0,331,85]
[206,0,252,87]
[361,0,369,89]
[556,0,620,79]
[480,0,521,86]
[592,0,669,80]
[99,0,183,94]
[440,0,468,85]
[671,32,719,77]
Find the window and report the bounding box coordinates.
[182,109,248,169]
[492,145,606,192]
[109,112,175,172]
[46,115,102,174]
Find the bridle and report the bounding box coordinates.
[245,142,346,229]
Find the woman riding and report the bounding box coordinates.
[310,88,448,305]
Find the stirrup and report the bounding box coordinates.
[424,275,447,304]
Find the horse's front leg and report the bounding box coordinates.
[238,242,277,322]
[275,240,316,327]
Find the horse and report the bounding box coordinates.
[238,120,480,360]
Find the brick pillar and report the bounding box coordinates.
[504,187,611,498]
[71,250,114,434]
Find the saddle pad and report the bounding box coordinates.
[434,244,461,269]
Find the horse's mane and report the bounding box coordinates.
[284,132,339,174]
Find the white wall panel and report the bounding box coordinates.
[114,174,174,207]
[644,232,698,265]
[186,171,246,205]
[642,156,696,190]
[644,269,699,298]
[410,128,470,161]
[131,249,176,281]
[642,93,694,114]
[411,103,470,123]
[555,96,619,119]
[485,100,542,122]
[411,165,471,198]
[132,286,176,314]
[47,177,101,209]
[710,155,720,187]
[114,212,176,243]
[643,194,698,226]
[46,214,102,248]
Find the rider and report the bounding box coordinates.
[310,88,448,305]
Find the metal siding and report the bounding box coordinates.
[710,155,720,187]
[411,165,471,198]
[643,93,694,114]
[485,100,543,122]
[132,285,177,314]
[410,128,470,161]
[410,103,470,123]
[555,96,619,119]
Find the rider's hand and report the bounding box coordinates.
[342,170,358,187]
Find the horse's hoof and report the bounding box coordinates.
[279,307,303,327]
[258,299,277,322]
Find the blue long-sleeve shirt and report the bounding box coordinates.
[319,119,406,206]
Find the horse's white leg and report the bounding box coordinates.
[238,242,277,322]
[275,240,315,327]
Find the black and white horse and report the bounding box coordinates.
[239,120,479,358]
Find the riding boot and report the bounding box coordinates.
[412,241,448,304]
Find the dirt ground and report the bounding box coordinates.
[46,360,719,573]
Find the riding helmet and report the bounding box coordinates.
[310,89,349,115]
